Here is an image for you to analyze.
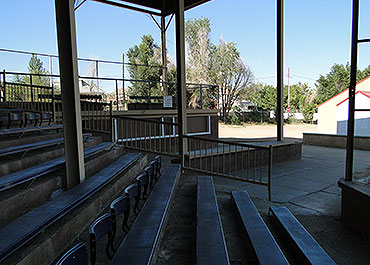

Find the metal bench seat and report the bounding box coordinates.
[269,206,336,265]
[197,176,230,265]
[110,164,180,265]
[232,190,289,265]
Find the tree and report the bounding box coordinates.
[185,18,254,120]
[211,40,254,121]
[126,35,162,98]
[315,63,370,105]
[12,54,50,86]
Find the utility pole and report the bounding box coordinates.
[122,53,126,110]
[287,67,290,118]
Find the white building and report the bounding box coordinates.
[336,91,370,136]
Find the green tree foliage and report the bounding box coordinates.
[12,54,50,86]
[185,18,254,120]
[126,35,162,97]
[315,63,370,105]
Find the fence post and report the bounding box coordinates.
[268,145,273,201]
[52,84,56,122]
[115,79,119,111]
[110,101,114,142]
[2,70,6,102]
[30,74,34,108]
[199,84,203,109]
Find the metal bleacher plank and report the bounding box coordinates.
[0,124,63,137]
[0,142,113,191]
[110,164,180,265]
[0,153,141,263]
[269,206,336,265]
[0,133,90,158]
[231,190,289,265]
[197,176,230,265]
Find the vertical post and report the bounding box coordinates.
[49,55,53,87]
[277,0,284,141]
[199,84,203,109]
[287,67,290,117]
[268,145,273,201]
[122,53,126,110]
[55,0,85,188]
[30,74,34,103]
[176,0,187,169]
[345,0,359,181]
[115,79,119,111]
[95,60,99,89]
[161,16,168,96]
[2,70,6,102]
[110,101,114,142]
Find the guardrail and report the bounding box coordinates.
[184,135,273,200]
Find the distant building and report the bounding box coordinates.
[336,91,370,136]
[317,76,370,134]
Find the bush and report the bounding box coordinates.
[229,114,242,125]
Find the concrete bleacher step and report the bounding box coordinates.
[231,190,289,265]
[197,176,230,265]
[269,206,336,265]
[0,142,116,227]
[0,152,147,265]
[0,134,101,176]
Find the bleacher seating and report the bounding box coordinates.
[109,164,180,265]
[231,190,289,265]
[269,206,336,265]
[89,213,114,265]
[55,242,87,265]
[0,153,141,263]
[197,176,230,265]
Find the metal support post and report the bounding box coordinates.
[176,0,188,169]
[55,0,85,188]
[345,0,360,181]
[277,0,284,141]
[161,16,168,96]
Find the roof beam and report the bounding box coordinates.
[91,0,162,16]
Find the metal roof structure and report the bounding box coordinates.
[89,0,211,16]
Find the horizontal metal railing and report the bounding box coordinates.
[183,135,273,200]
[113,115,179,157]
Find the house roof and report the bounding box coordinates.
[90,0,211,16]
[317,75,370,108]
[336,91,370,106]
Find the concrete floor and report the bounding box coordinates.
[212,144,370,264]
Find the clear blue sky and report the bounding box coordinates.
[1,0,370,91]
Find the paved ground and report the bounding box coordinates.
[157,124,370,265]
[212,144,370,265]
[219,123,317,140]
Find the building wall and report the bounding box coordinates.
[317,77,370,134]
[337,93,370,136]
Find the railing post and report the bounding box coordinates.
[199,84,203,109]
[30,74,34,108]
[268,145,273,201]
[115,79,119,111]
[110,101,114,142]
[2,70,6,102]
[52,84,56,122]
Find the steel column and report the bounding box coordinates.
[161,16,168,96]
[345,0,360,181]
[175,0,188,169]
[277,0,284,141]
[55,0,85,188]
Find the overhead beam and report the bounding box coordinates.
[276,0,284,141]
[91,0,162,16]
[345,0,360,181]
[175,0,187,169]
[55,0,85,188]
